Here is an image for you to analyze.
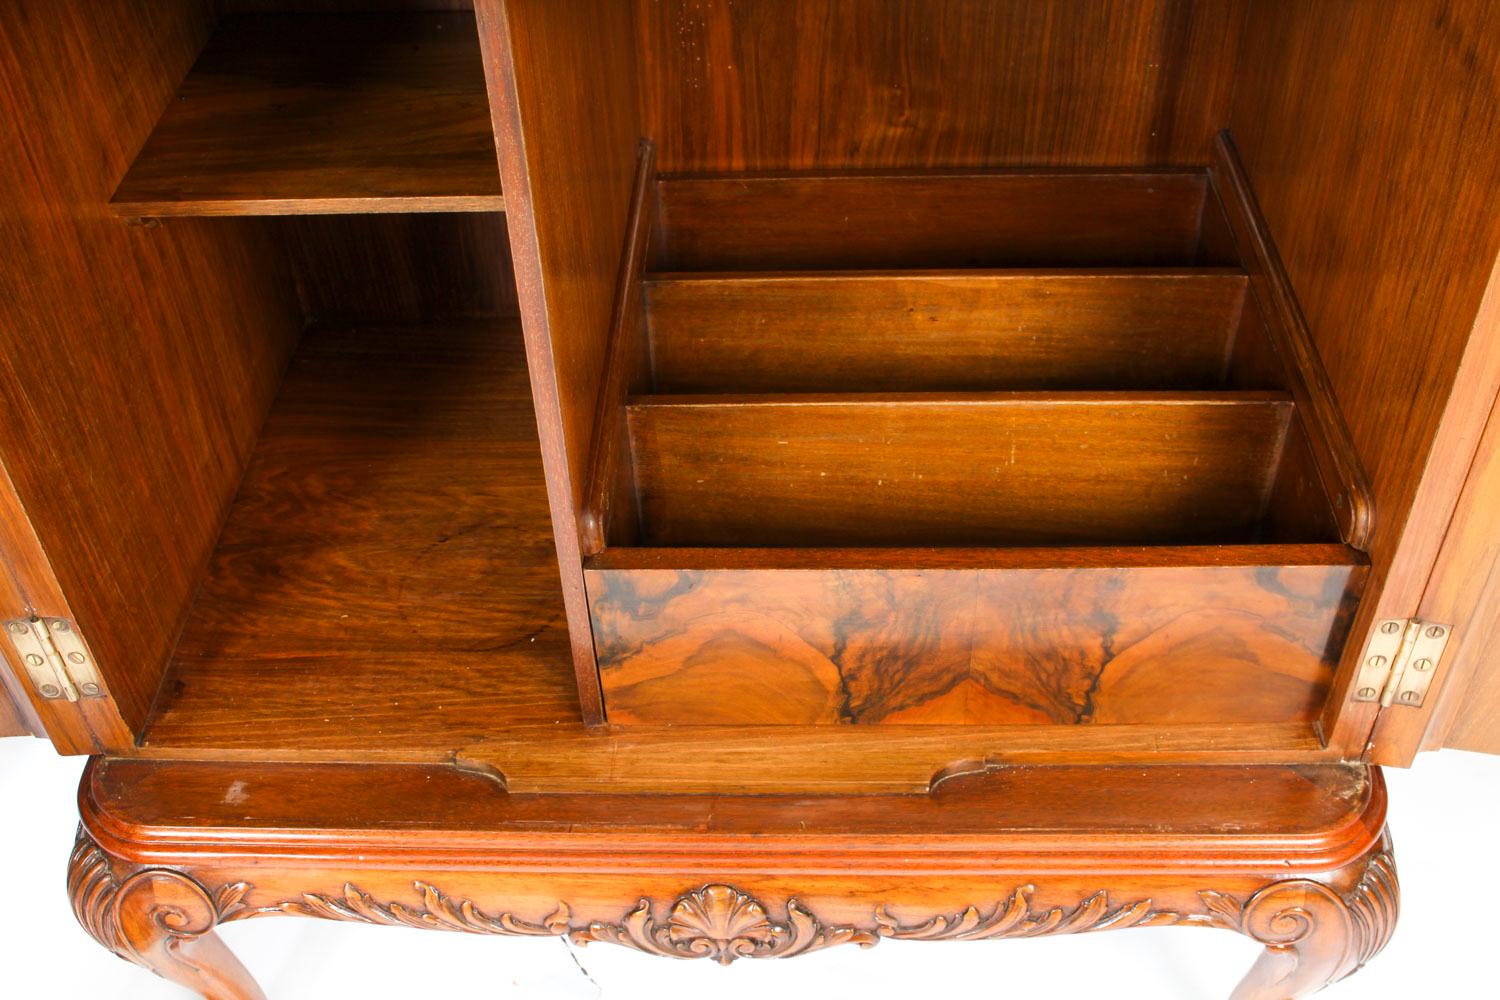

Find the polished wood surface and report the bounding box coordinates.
[1209,137,1373,549]
[628,392,1297,547]
[136,721,1343,794]
[652,172,1223,271]
[0,0,302,744]
[86,759,1377,860]
[111,13,503,217]
[478,0,644,722]
[639,0,1244,171]
[590,550,1360,726]
[280,213,516,323]
[73,758,1394,999]
[1396,279,1500,757]
[1228,0,1500,752]
[144,322,581,750]
[646,270,1250,393]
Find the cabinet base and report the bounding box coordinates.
[71,758,1396,999]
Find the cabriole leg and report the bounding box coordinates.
[68,827,266,1000]
[1227,846,1398,1000]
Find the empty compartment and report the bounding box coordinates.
[646,269,1250,393]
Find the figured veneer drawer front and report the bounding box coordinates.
[587,550,1365,726]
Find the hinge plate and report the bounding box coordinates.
[1350,617,1452,709]
[4,618,105,701]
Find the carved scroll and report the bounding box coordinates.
[72,825,1397,1000]
[68,829,265,1000]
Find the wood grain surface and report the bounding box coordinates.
[627,392,1298,547]
[280,213,517,323]
[639,0,1245,171]
[145,322,582,749]
[1228,0,1500,752]
[0,0,303,743]
[111,13,503,216]
[646,270,1249,393]
[72,757,1393,999]
[478,0,644,722]
[589,550,1362,726]
[86,758,1377,860]
[652,172,1222,271]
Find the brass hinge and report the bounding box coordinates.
[1350,618,1452,709]
[4,617,105,701]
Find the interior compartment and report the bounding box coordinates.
[3,0,1401,765]
[584,165,1367,727]
[110,10,500,218]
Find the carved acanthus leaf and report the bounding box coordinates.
[257,881,571,937]
[227,848,1399,975]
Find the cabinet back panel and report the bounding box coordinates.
[639,0,1246,172]
[282,214,517,324]
[652,173,1218,272]
[589,552,1361,726]
[0,1,303,736]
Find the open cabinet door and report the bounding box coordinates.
[1370,259,1500,763]
[0,2,303,753]
[1227,0,1500,764]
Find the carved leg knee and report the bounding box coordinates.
[69,828,266,1000]
[1227,846,1398,1000]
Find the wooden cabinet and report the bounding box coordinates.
[2,1,1496,996]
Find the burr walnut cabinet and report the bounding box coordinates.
[1,1,1497,997]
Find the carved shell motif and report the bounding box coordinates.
[243,849,1396,974]
[575,885,879,964]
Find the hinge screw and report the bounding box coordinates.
[1357,686,1378,699]
[79,682,100,697]
[7,622,28,635]
[1367,654,1387,668]
[67,651,85,664]
[24,653,43,666]
[1426,625,1445,639]
[1412,658,1433,672]
[1381,621,1402,634]
[39,684,60,699]
[1399,690,1422,704]
[51,620,70,632]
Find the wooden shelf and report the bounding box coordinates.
[110,14,503,217]
[142,321,580,750]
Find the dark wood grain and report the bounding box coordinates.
[627,392,1298,547]
[0,1,303,744]
[478,0,644,723]
[646,270,1249,392]
[589,550,1362,726]
[638,0,1245,172]
[280,213,517,323]
[652,172,1222,271]
[111,13,503,217]
[144,322,581,750]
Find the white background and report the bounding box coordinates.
[2,737,1494,999]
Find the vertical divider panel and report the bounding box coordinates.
[476,0,643,723]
